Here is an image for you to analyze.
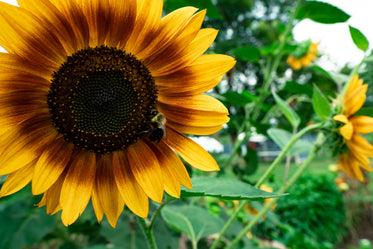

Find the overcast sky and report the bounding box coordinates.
[0,0,371,70]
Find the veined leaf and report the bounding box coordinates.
[161,205,224,243]
[267,128,313,156]
[297,1,350,24]
[180,177,286,199]
[312,84,331,121]
[349,25,369,51]
[272,90,300,129]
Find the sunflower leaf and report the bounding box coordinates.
[232,46,261,62]
[272,90,301,129]
[161,205,224,243]
[267,128,313,156]
[349,25,369,52]
[180,177,286,199]
[312,84,331,121]
[296,1,350,24]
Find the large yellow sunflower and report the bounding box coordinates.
[0,0,235,227]
[333,75,373,181]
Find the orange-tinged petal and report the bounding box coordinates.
[347,156,364,182]
[333,114,349,124]
[0,2,66,67]
[45,172,65,215]
[158,94,229,127]
[349,151,373,172]
[343,84,368,117]
[166,121,223,135]
[126,0,163,53]
[91,187,104,223]
[350,116,373,134]
[155,54,235,90]
[158,140,192,189]
[146,140,181,198]
[159,75,223,96]
[37,194,47,208]
[17,0,78,55]
[113,151,149,218]
[95,155,125,228]
[60,151,96,226]
[0,160,35,197]
[32,138,73,195]
[166,127,220,171]
[346,139,372,157]
[136,7,198,60]
[126,140,164,203]
[339,122,353,140]
[145,10,209,75]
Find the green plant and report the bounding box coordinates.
[253,174,347,249]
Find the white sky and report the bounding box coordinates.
[0,0,371,69]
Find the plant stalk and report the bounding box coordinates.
[138,217,158,249]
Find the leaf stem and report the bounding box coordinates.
[226,132,325,249]
[210,123,322,249]
[138,217,158,249]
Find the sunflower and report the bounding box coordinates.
[287,42,319,70]
[333,75,373,182]
[0,0,235,227]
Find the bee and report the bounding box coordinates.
[147,110,167,142]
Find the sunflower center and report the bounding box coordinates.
[48,46,157,153]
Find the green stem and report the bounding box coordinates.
[251,0,302,121]
[226,132,325,249]
[138,217,158,249]
[210,123,322,249]
[148,198,173,231]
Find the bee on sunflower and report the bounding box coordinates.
[332,75,373,182]
[0,0,235,227]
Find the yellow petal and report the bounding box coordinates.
[345,75,363,100]
[339,122,353,140]
[347,156,364,182]
[146,141,181,198]
[350,115,373,134]
[126,140,164,203]
[155,54,235,90]
[166,121,223,135]
[146,11,212,76]
[91,187,104,223]
[113,151,149,218]
[333,114,349,124]
[60,151,96,226]
[45,173,65,215]
[95,155,125,228]
[0,160,35,197]
[17,0,78,55]
[32,138,73,195]
[126,0,163,53]
[158,94,229,127]
[343,84,368,117]
[0,1,66,67]
[159,75,223,96]
[136,7,198,60]
[158,140,192,189]
[166,127,220,171]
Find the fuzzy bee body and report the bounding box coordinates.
[148,110,166,142]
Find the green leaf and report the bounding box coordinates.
[312,84,331,121]
[267,128,313,156]
[297,1,350,24]
[222,90,257,107]
[180,177,286,199]
[272,90,301,128]
[161,205,224,243]
[283,81,313,98]
[232,46,261,62]
[0,198,57,249]
[349,25,369,51]
[164,0,222,19]
[355,108,373,117]
[83,246,124,249]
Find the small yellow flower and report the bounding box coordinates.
[287,42,319,70]
[333,75,373,181]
